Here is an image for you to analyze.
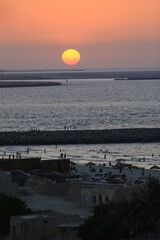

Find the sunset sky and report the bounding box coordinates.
[0,0,160,69]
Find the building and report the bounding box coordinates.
[68,182,122,207]
[0,157,70,175]
[0,157,41,171]
[10,215,56,240]
[10,212,82,240]
[41,158,70,174]
[58,222,82,240]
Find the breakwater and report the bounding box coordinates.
[0,128,160,145]
[0,81,61,88]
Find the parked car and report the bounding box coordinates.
[111,174,127,181]
[46,172,65,183]
[29,169,46,177]
[10,170,30,186]
[135,177,146,185]
[94,173,105,178]
[10,170,24,176]
[107,178,125,184]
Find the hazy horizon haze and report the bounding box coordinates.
[0,0,160,69]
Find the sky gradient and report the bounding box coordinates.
[0,0,160,69]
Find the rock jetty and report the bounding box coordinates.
[0,128,159,145]
[0,81,61,88]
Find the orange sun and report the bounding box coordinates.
[62,49,80,66]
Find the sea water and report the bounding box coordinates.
[0,142,160,169]
[0,78,160,168]
[0,78,159,131]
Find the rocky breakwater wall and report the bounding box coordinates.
[0,128,160,145]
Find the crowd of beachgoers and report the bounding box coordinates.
[1,150,160,187]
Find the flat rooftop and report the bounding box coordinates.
[20,194,89,218]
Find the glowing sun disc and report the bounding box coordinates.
[62,49,80,66]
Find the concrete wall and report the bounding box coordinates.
[41,159,70,174]
[0,157,41,171]
[0,128,160,145]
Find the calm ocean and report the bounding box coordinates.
[0,78,160,131]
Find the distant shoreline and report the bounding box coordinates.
[0,70,160,81]
[115,77,160,80]
[0,81,61,88]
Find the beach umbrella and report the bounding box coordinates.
[150,165,160,170]
[70,161,76,165]
[85,162,96,166]
[115,158,129,162]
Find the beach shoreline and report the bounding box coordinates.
[1,69,160,81]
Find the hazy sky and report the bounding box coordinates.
[0,0,160,69]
